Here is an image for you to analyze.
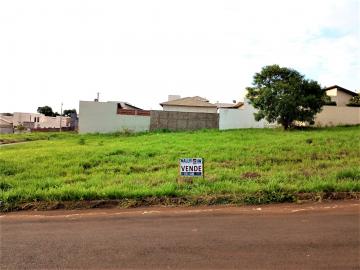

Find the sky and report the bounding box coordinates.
[0,0,359,113]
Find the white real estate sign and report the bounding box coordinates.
[180,158,203,177]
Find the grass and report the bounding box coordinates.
[0,132,75,144]
[0,126,359,211]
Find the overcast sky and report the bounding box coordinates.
[1,0,359,113]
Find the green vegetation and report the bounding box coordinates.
[246,64,327,129]
[1,126,359,211]
[0,132,74,145]
[347,94,360,107]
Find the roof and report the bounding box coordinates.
[0,115,13,124]
[324,85,358,97]
[160,96,216,108]
[116,102,143,110]
[215,102,244,109]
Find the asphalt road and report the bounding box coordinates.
[1,201,359,270]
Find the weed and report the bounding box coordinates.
[78,138,86,145]
[336,169,360,180]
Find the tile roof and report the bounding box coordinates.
[160,96,216,108]
[0,115,13,124]
[215,102,244,108]
[324,85,358,97]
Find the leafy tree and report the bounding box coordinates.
[347,94,360,107]
[63,109,77,117]
[37,106,54,116]
[246,65,328,129]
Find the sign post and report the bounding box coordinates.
[179,158,204,177]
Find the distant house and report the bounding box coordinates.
[79,100,150,134]
[12,112,71,129]
[160,96,217,113]
[315,85,359,126]
[0,115,14,134]
[325,85,358,106]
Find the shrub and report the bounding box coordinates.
[347,94,360,107]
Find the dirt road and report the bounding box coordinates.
[1,201,359,269]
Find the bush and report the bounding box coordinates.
[347,94,360,107]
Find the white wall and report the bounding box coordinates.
[79,101,150,134]
[37,115,70,128]
[162,105,217,113]
[219,99,271,130]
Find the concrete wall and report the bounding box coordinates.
[79,101,150,134]
[162,105,217,114]
[315,106,360,126]
[150,110,219,131]
[0,126,13,134]
[219,100,270,130]
[37,115,70,129]
[336,91,354,106]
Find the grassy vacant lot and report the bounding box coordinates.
[1,126,359,211]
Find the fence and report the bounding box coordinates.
[315,106,360,126]
[150,111,219,131]
[30,127,74,132]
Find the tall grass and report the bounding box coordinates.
[0,126,359,210]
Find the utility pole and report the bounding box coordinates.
[60,102,63,132]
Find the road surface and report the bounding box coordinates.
[1,201,359,269]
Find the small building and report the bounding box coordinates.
[160,96,218,113]
[12,112,71,129]
[325,85,358,106]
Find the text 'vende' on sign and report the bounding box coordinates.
[180,158,203,177]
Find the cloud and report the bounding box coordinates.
[0,0,358,112]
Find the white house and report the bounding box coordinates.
[12,112,70,129]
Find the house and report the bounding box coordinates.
[315,85,359,126]
[12,112,71,129]
[0,115,14,134]
[79,100,150,134]
[325,85,358,106]
[160,96,218,113]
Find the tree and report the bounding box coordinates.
[246,65,328,129]
[63,109,77,117]
[37,106,54,116]
[347,94,360,107]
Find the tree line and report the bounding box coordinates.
[37,106,77,117]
